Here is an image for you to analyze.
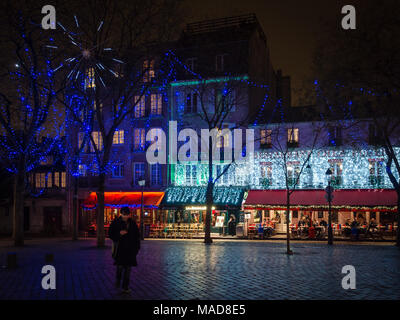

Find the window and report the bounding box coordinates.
[61,172,66,188]
[54,172,60,187]
[261,165,272,179]
[150,94,162,115]
[215,54,227,72]
[134,96,146,118]
[328,126,342,146]
[151,163,162,185]
[148,128,162,143]
[186,57,197,74]
[216,165,222,184]
[134,128,145,151]
[133,162,145,185]
[222,165,229,184]
[114,103,121,116]
[287,128,299,145]
[185,92,198,114]
[329,161,343,186]
[85,68,95,89]
[260,163,272,187]
[35,173,46,188]
[185,165,197,185]
[260,129,272,148]
[143,59,155,82]
[47,173,52,188]
[287,164,300,187]
[214,88,225,112]
[90,131,103,152]
[94,101,103,113]
[216,129,230,148]
[215,164,229,185]
[369,160,384,186]
[113,130,124,145]
[112,164,124,178]
[78,164,87,177]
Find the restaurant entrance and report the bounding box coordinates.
[81,191,165,237]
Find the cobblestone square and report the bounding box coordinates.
[0,239,399,300]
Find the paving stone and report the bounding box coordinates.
[0,238,399,299]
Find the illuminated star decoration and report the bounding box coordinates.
[50,15,124,88]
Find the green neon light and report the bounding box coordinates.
[170,75,249,87]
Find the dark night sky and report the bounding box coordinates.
[184,0,363,106]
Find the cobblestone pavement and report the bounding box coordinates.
[0,238,399,300]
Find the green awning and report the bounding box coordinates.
[161,186,246,208]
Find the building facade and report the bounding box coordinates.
[1,14,397,237]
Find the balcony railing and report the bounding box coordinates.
[330,176,343,187]
[259,178,272,188]
[260,143,272,149]
[369,175,384,187]
[287,141,299,148]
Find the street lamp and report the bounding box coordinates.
[138,179,145,240]
[325,168,334,245]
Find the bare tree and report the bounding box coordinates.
[171,71,253,243]
[267,119,321,254]
[0,1,64,246]
[57,0,183,247]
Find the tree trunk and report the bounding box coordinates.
[204,135,214,244]
[96,173,106,247]
[204,182,214,244]
[286,189,292,254]
[327,190,333,245]
[72,176,78,240]
[13,159,26,247]
[396,195,400,247]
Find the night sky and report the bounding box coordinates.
[185,0,364,106]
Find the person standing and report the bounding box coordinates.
[109,207,141,294]
[228,214,236,236]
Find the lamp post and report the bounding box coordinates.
[138,179,145,240]
[325,168,334,245]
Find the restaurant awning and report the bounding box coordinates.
[161,186,246,209]
[82,192,164,209]
[243,189,397,212]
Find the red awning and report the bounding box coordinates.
[244,189,397,211]
[82,192,164,209]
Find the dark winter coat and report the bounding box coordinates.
[228,219,236,235]
[109,217,141,267]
